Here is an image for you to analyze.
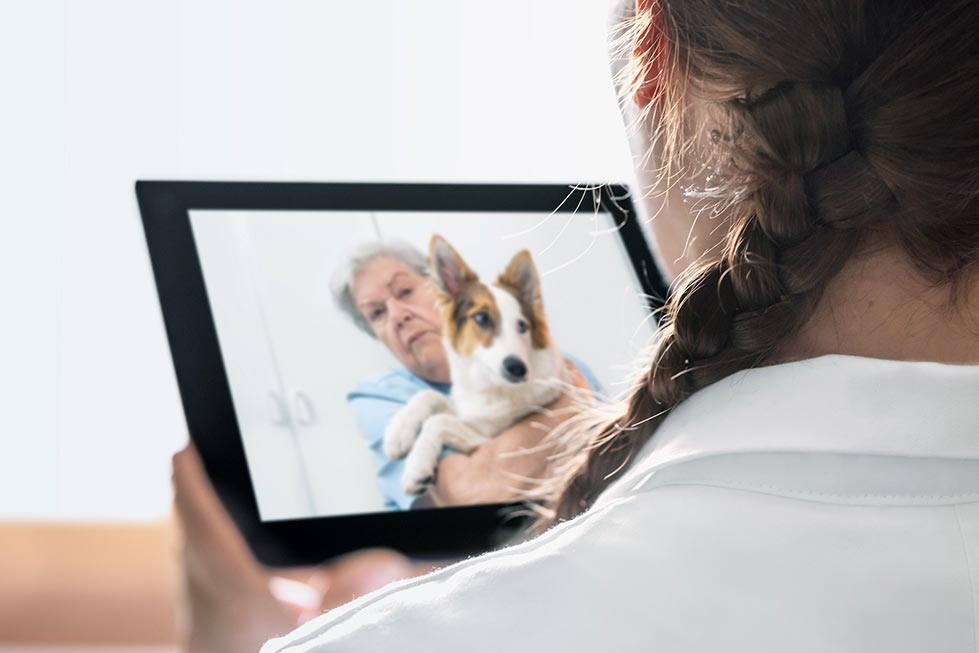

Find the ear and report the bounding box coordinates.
[498,249,542,310]
[429,235,477,298]
[632,0,666,109]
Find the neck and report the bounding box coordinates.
[780,244,979,365]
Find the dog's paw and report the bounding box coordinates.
[402,472,435,496]
[402,445,439,496]
[383,391,451,460]
[383,410,422,460]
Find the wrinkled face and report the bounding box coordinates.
[351,256,450,384]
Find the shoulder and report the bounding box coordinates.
[261,482,970,651]
[348,368,447,403]
[563,352,602,394]
[257,488,817,651]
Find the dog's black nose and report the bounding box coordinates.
[502,356,527,382]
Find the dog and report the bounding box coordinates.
[382,234,566,499]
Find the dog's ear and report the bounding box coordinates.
[498,249,550,348]
[498,249,542,310]
[429,235,477,299]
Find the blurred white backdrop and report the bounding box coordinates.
[0,0,637,520]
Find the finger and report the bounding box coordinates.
[171,444,257,570]
[319,549,416,610]
[269,575,324,624]
[561,359,590,391]
[172,444,229,527]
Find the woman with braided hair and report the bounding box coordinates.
[174,0,979,650]
[542,0,979,526]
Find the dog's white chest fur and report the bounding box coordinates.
[448,343,563,438]
[382,342,565,498]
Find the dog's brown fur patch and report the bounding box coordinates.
[438,282,501,357]
[496,251,551,350]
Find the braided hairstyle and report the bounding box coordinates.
[538,0,979,526]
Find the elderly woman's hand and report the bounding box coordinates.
[430,358,594,507]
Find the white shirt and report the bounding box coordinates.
[262,355,979,652]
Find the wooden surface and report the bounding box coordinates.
[0,521,179,645]
[0,648,176,652]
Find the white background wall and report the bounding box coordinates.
[0,0,638,520]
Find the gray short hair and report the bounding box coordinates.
[330,239,430,338]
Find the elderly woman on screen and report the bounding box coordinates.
[331,241,452,385]
[329,239,598,511]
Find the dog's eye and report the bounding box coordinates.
[516,320,528,334]
[472,311,491,328]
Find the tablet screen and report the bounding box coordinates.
[189,206,656,522]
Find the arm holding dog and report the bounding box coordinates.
[402,413,488,496]
[431,360,591,507]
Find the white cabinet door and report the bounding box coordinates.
[191,212,316,521]
[244,211,388,517]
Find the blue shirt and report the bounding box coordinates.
[347,356,601,511]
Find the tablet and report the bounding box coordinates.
[137,181,667,566]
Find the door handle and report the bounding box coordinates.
[268,391,291,427]
[293,391,316,427]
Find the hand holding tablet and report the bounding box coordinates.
[172,444,434,653]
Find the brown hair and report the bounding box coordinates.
[536,0,979,526]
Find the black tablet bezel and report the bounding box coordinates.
[136,181,667,567]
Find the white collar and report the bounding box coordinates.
[599,355,979,504]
